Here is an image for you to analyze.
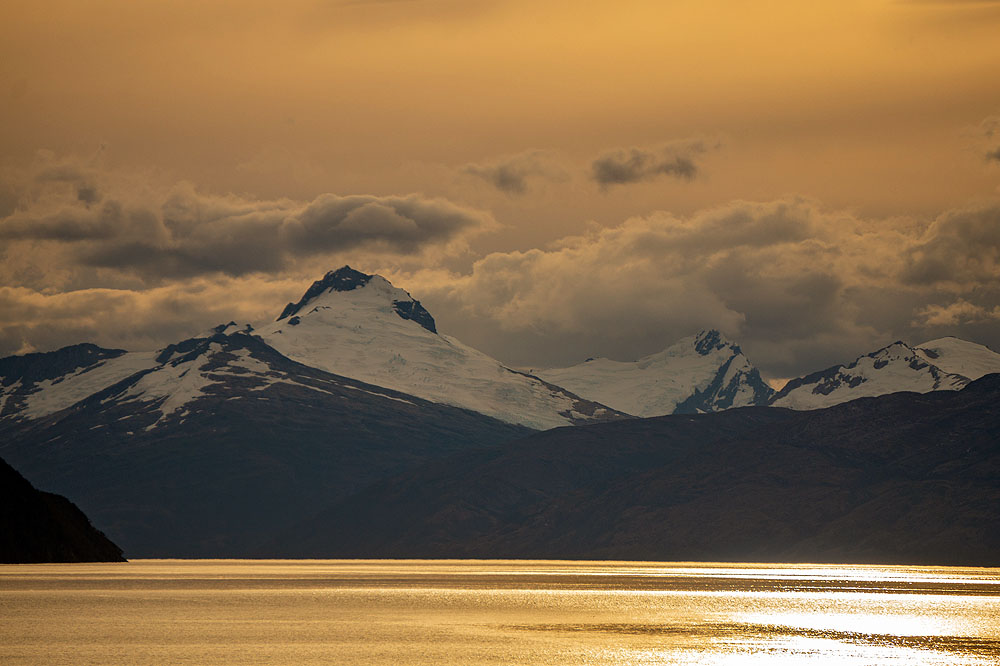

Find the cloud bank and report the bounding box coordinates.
[408,198,1000,375]
[3,154,999,377]
[0,156,496,285]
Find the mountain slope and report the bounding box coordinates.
[257,266,627,429]
[915,336,1000,380]
[0,344,157,422]
[770,341,970,410]
[277,374,1000,565]
[1,454,125,563]
[0,327,531,557]
[537,330,774,416]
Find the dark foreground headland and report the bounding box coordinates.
[1,455,125,563]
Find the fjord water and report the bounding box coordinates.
[2,560,999,665]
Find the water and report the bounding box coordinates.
[2,560,999,665]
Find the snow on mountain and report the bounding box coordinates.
[536,330,775,417]
[89,326,439,431]
[0,344,158,422]
[256,266,625,430]
[770,341,970,410]
[0,326,534,558]
[914,337,1000,380]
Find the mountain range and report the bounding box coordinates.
[5,266,1000,429]
[0,326,530,556]
[273,373,1000,565]
[2,265,998,560]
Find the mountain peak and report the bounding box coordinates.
[275,266,437,334]
[538,329,772,417]
[693,329,738,356]
[277,266,373,321]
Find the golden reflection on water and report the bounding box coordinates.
[1,560,998,665]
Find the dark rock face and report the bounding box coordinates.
[1,455,125,563]
[674,357,774,414]
[277,265,372,320]
[392,299,437,334]
[279,374,1000,566]
[671,333,775,414]
[693,329,726,356]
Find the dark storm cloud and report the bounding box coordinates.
[591,141,709,188]
[76,183,101,205]
[901,203,1000,286]
[0,200,126,241]
[0,184,495,280]
[460,152,563,195]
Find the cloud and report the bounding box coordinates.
[460,151,565,195]
[403,197,1000,376]
[590,140,712,188]
[0,202,124,241]
[0,277,304,358]
[912,299,1000,326]
[979,115,1000,162]
[4,154,1000,378]
[901,203,1000,287]
[0,161,496,282]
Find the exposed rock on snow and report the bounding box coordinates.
[537,330,774,417]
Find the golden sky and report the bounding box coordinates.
[2,0,1000,376]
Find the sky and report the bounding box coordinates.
[2,0,1000,381]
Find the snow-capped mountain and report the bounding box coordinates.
[0,325,531,556]
[0,268,624,431]
[914,337,1000,380]
[0,344,158,423]
[768,338,1000,410]
[0,326,430,432]
[87,325,432,431]
[256,266,625,429]
[536,329,774,417]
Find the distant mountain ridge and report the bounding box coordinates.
[4,269,1000,427]
[538,332,1000,417]
[257,266,625,429]
[0,343,155,422]
[272,373,1000,565]
[771,337,1000,410]
[0,326,531,557]
[2,266,999,561]
[0,266,625,431]
[538,329,774,417]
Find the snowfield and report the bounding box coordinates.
[257,270,617,429]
